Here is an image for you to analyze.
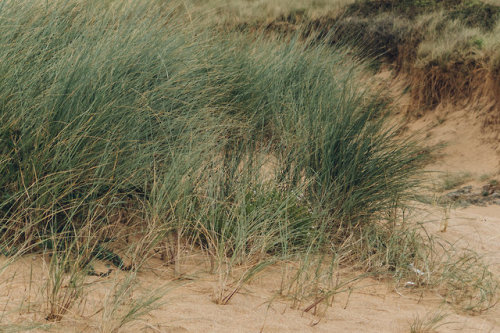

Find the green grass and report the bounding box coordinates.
[0,0,497,326]
[0,0,424,258]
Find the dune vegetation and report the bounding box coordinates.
[0,0,498,330]
[220,0,500,121]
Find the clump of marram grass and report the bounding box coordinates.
[0,0,421,258]
[0,0,496,326]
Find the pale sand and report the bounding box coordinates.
[2,201,499,333]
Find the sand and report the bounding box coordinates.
[2,200,499,333]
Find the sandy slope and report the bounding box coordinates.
[102,204,500,332]
[4,202,499,333]
[2,100,500,332]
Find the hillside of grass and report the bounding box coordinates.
[223,0,500,125]
[0,0,497,329]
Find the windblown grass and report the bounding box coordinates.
[0,0,496,326]
[0,0,423,260]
